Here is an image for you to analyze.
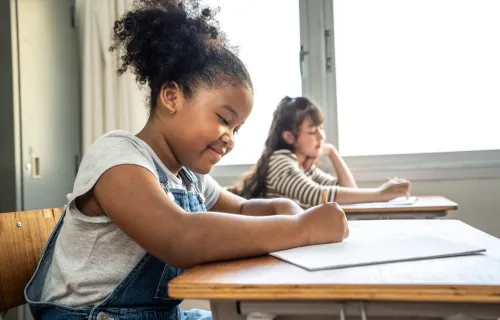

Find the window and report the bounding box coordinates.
[333,0,500,157]
[209,0,500,183]
[208,0,302,165]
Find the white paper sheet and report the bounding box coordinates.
[340,196,418,209]
[270,234,485,271]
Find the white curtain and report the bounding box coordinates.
[75,0,149,153]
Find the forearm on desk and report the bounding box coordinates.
[240,198,302,216]
[177,211,306,267]
[335,187,382,204]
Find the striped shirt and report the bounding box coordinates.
[266,150,338,208]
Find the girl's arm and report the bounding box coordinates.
[211,188,304,216]
[271,154,410,205]
[336,178,411,204]
[92,164,347,269]
[323,143,357,188]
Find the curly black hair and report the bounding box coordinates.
[110,0,253,111]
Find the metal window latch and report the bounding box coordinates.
[299,45,309,75]
[325,29,333,73]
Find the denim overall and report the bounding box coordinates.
[25,160,212,320]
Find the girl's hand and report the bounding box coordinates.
[298,202,349,244]
[321,143,337,156]
[377,177,411,201]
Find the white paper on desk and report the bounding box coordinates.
[340,196,418,209]
[270,235,486,271]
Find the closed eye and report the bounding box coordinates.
[309,125,324,135]
[218,114,241,135]
[217,114,229,126]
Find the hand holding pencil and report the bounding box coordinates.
[321,190,328,205]
[294,190,349,245]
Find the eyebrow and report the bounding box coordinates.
[222,105,239,117]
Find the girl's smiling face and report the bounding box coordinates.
[156,83,254,174]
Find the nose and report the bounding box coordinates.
[221,131,234,149]
[317,128,325,141]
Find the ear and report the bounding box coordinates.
[281,131,295,145]
[158,82,182,114]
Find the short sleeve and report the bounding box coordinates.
[68,132,158,222]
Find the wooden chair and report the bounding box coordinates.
[0,207,63,319]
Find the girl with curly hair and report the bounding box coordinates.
[24,1,348,319]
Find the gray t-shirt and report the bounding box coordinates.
[41,131,221,307]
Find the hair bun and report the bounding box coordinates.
[202,8,211,17]
[109,0,251,111]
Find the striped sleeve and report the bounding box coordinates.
[308,166,338,186]
[266,151,337,207]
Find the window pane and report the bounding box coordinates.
[333,0,500,156]
[208,0,302,165]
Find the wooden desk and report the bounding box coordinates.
[170,220,500,319]
[342,196,458,220]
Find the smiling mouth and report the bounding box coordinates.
[206,147,225,162]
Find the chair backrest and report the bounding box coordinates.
[0,207,63,313]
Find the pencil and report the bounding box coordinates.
[321,190,327,204]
